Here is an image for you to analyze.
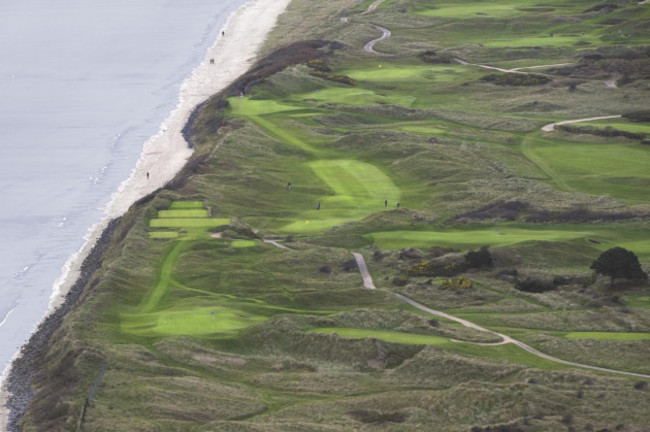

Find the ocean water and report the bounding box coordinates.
[0,0,246,382]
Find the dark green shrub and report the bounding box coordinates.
[480,73,550,86]
[465,246,493,269]
[417,50,453,64]
[515,277,555,293]
[623,110,650,122]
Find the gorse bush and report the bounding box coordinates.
[407,261,468,277]
[309,70,357,86]
[306,59,332,72]
[441,276,473,290]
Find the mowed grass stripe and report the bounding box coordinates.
[150,218,230,228]
[170,201,204,209]
[367,228,592,250]
[158,209,209,218]
[309,327,449,345]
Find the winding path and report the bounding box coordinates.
[509,63,573,71]
[351,252,650,379]
[362,0,387,14]
[541,115,622,132]
[341,0,391,54]
[364,25,392,54]
[454,58,527,74]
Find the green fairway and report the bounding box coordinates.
[366,225,650,257]
[157,209,209,218]
[231,240,258,248]
[580,120,650,135]
[527,135,650,202]
[170,201,204,209]
[563,332,650,341]
[493,327,650,341]
[309,327,450,345]
[366,227,591,250]
[149,217,230,228]
[414,2,530,19]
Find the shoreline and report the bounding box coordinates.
[0,0,290,428]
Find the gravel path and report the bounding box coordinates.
[263,239,295,251]
[340,0,391,54]
[510,63,573,71]
[362,0,387,14]
[454,58,526,74]
[352,253,377,289]
[352,252,650,378]
[364,25,391,54]
[541,114,622,132]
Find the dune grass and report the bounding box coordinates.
[309,327,450,345]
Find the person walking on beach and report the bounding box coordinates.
[316,201,320,210]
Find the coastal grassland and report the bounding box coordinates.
[16,0,650,431]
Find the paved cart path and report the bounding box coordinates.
[352,252,650,379]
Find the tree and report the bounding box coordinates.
[590,247,648,287]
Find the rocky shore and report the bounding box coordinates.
[3,217,121,431]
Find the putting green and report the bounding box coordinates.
[281,159,400,232]
[309,327,450,345]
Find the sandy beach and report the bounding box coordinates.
[0,0,290,428]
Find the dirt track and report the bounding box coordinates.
[541,115,622,132]
[352,252,650,379]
